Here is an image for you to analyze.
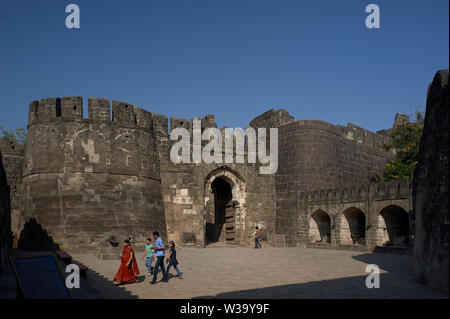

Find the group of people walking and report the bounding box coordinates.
[113,231,182,286]
[112,226,263,285]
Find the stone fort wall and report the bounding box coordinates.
[20,97,167,252]
[155,113,276,248]
[257,115,392,246]
[16,96,397,252]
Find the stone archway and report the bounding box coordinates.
[378,205,409,247]
[204,167,246,246]
[338,207,366,245]
[309,209,331,243]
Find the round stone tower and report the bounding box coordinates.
[20,97,167,252]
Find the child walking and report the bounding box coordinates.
[143,237,154,275]
[166,241,183,278]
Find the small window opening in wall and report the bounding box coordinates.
[73,106,77,111]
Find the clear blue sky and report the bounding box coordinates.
[0,0,448,132]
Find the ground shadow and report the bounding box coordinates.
[70,256,139,299]
[352,252,411,275]
[17,218,60,251]
[193,273,446,299]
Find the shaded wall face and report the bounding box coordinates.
[0,151,11,273]
[412,70,449,295]
[0,138,23,247]
[1,154,23,247]
[21,173,166,252]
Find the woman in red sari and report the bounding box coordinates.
[113,239,139,285]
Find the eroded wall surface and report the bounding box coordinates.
[21,97,167,252]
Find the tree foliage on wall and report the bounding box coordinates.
[0,126,27,156]
[378,111,424,182]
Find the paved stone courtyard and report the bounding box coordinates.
[71,246,447,299]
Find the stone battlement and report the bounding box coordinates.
[28,97,156,132]
[27,99,390,155]
[298,179,411,205]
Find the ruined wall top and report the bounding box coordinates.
[394,113,410,127]
[0,137,21,157]
[249,108,294,129]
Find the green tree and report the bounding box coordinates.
[0,126,27,156]
[378,111,424,182]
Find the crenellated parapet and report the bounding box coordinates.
[24,97,162,180]
[297,179,411,205]
[27,97,156,132]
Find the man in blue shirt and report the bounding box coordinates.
[151,231,168,284]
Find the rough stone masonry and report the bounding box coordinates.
[11,97,398,253]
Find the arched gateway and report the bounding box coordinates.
[204,167,246,246]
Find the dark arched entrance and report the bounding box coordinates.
[339,207,366,245]
[206,177,234,244]
[379,205,409,247]
[309,209,331,243]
